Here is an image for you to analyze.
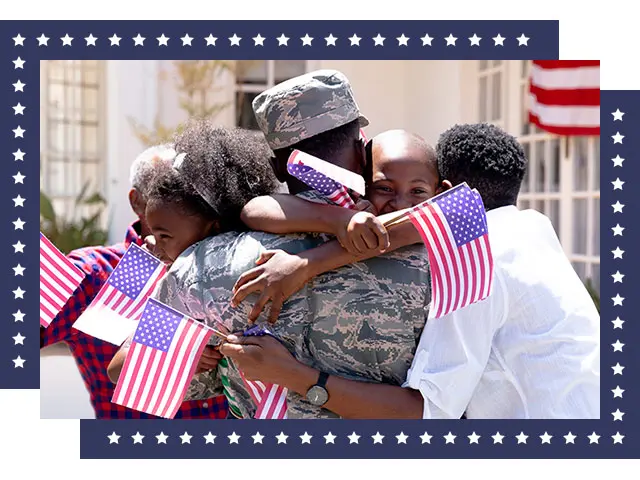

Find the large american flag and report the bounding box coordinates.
[238,325,288,419]
[72,243,166,345]
[528,60,600,136]
[408,183,494,319]
[112,298,214,418]
[287,150,365,208]
[39,232,85,328]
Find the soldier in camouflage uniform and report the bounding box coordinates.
[156,70,432,419]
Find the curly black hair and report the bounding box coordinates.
[171,120,280,231]
[436,123,527,211]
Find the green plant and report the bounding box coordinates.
[40,182,109,254]
[584,278,600,313]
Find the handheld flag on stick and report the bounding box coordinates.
[40,232,85,328]
[238,325,288,419]
[72,243,167,345]
[112,298,214,418]
[407,183,494,319]
[287,150,366,209]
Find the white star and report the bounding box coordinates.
[564,432,576,444]
[252,432,264,444]
[420,431,432,444]
[610,155,624,169]
[13,34,25,46]
[349,34,361,46]
[324,432,336,444]
[301,34,313,46]
[612,363,625,375]
[612,201,624,213]
[13,310,25,322]
[13,241,25,253]
[445,34,457,46]
[612,409,625,421]
[612,225,624,236]
[612,317,624,329]
[132,432,144,444]
[12,333,25,345]
[130,34,145,46]
[37,34,49,46]
[612,294,624,305]
[13,56,25,69]
[612,131,624,144]
[277,34,289,46]
[348,432,360,444]
[13,126,25,138]
[13,80,26,92]
[228,432,240,444]
[13,172,25,184]
[300,432,312,444]
[181,34,193,46]
[108,432,120,444]
[517,34,529,46]
[61,34,73,46]
[395,432,408,444]
[420,33,433,46]
[156,432,168,444]
[205,34,217,46]
[13,287,25,299]
[12,103,25,115]
[540,432,552,444]
[469,34,481,46]
[157,34,169,46]
[276,432,288,444]
[13,149,25,161]
[612,178,625,190]
[612,109,625,121]
[372,432,384,444]
[612,386,624,398]
[373,34,385,46]
[492,432,504,444]
[612,247,624,259]
[588,432,600,444]
[180,431,192,444]
[397,34,409,46]
[444,432,456,444]
[203,432,216,444]
[468,432,481,444]
[229,34,241,46]
[84,34,97,46]
[109,34,121,46]
[612,432,624,444]
[13,356,25,368]
[516,432,528,444]
[13,264,25,276]
[13,195,25,207]
[493,34,505,46]
[252,34,265,46]
[612,271,624,283]
[324,34,337,46]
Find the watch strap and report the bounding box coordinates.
[316,371,329,388]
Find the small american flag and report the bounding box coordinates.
[408,183,494,319]
[72,243,167,345]
[287,150,366,208]
[238,325,288,419]
[112,298,214,418]
[39,232,85,328]
[528,60,600,136]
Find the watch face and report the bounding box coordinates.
[306,385,329,406]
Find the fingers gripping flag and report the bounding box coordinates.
[40,232,85,328]
[238,325,288,419]
[112,299,214,418]
[408,183,494,319]
[72,243,167,345]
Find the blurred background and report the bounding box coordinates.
[40,60,600,418]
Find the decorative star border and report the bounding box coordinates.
[0,20,634,460]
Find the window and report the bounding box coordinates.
[476,60,600,293]
[40,60,105,222]
[235,60,307,129]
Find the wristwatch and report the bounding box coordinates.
[305,371,330,407]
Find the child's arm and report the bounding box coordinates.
[232,212,423,323]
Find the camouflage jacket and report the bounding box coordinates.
[154,191,431,419]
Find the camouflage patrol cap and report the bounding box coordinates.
[252,69,369,150]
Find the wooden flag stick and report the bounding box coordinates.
[382,209,413,227]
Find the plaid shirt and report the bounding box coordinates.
[40,222,229,419]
